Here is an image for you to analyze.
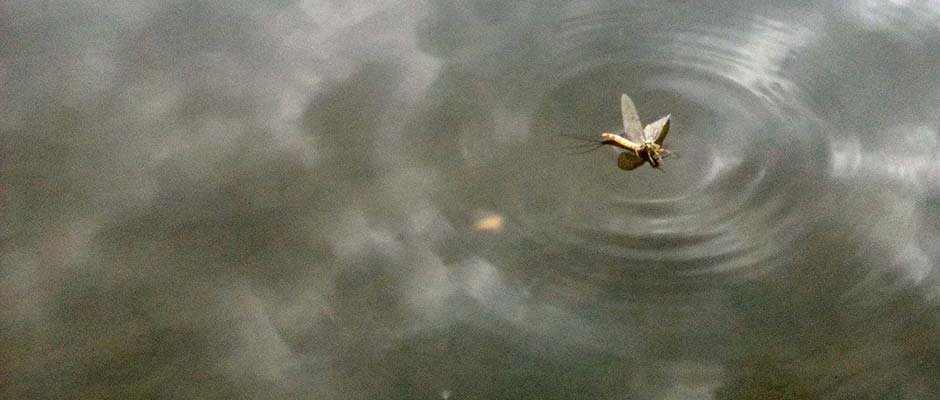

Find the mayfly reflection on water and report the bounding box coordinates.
[563,93,676,172]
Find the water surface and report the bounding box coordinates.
[3,0,940,398]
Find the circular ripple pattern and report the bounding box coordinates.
[410,2,940,397]
[528,9,829,280]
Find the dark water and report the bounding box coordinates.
[3,1,940,398]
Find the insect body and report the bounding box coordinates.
[599,94,674,171]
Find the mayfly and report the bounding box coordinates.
[565,93,675,171]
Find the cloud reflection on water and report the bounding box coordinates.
[2,0,939,398]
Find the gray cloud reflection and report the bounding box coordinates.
[2,0,940,398]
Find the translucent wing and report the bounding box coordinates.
[617,151,645,170]
[644,114,671,145]
[620,94,644,143]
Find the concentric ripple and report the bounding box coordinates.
[378,2,940,397]
[523,7,829,282]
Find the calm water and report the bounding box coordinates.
[3,1,940,398]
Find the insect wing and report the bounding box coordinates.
[644,114,671,145]
[617,151,645,170]
[620,94,644,142]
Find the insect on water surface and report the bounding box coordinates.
[565,93,676,171]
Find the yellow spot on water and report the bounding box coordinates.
[474,214,504,232]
